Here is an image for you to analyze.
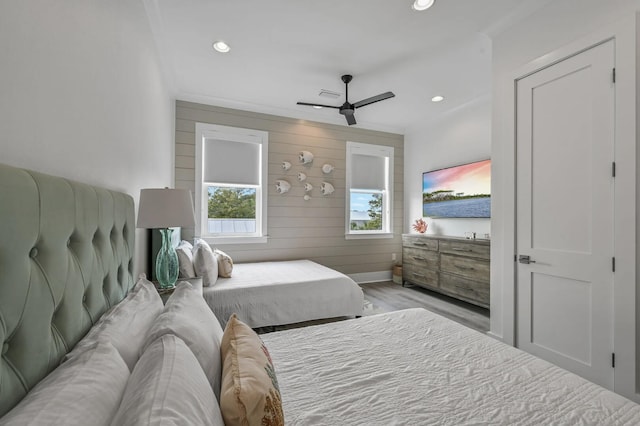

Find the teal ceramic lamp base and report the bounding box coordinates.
[156,228,179,289]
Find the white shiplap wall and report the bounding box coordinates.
[175,100,404,278]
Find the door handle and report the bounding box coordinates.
[518,255,536,264]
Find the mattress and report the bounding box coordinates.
[202,260,364,328]
[262,308,640,425]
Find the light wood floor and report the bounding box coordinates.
[255,280,490,334]
[361,281,490,333]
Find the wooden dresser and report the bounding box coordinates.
[402,234,490,308]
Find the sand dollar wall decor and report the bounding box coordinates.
[322,163,334,174]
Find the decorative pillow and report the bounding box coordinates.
[142,281,225,400]
[66,275,163,371]
[192,238,218,286]
[214,248,233,278]
[176,240,196,278]
[220,314,284,426]
[0,342,129,425]
[111,334,224,426]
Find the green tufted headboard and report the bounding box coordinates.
[0,163,135,416]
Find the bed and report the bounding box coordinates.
[263,308,640,424]
[201,259,364,328]
[2,162,640,425]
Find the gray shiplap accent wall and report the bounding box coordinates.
[175,100,404,276]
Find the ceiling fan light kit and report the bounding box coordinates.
[297,74,395,126]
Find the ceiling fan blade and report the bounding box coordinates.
[353,92,395,109]
[345,113,357,125]
[297,101,340,109]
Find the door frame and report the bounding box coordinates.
[493,15,638,400]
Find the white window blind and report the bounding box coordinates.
[351,154,386,190]
[203,138,260,185]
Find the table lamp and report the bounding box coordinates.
[137,188,196,289]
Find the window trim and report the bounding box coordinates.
[195,123,268,244]
[345,141,394,239]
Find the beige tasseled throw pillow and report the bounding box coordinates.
[214,248,234,278]
[220,314,284,426]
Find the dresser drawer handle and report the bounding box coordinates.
[452,248,472,252]
[411,272,426,278]
[413,242,427,246]
[412,256,426,261]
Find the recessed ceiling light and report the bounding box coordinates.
[212,41,230,53]
[412,0,435,11]
[313,106,323,109]
[431,95,444,102]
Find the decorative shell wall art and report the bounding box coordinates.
[299,150,314,164]
[320,182,335,196]
[303,194,311,201]
[304,183,313,192]
[297,172,307,182]
[322,163,334,174]
[282,161,292,171]
[275,180,291,194]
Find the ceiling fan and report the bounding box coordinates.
[297,75,395,126]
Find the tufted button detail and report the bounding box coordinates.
[2,342,8,355]
[67,239,71,247]
[29,247,38,258]
[82,295,87,302]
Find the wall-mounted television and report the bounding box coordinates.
[422,159,491,218]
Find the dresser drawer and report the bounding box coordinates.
[439,272,489,307]
[402,247,439,269]
[403,264,438,289]
[439,240,489,260]
[440,253,489,282]
[402,235,438,251]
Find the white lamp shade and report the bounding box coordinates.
[137,188,196,228]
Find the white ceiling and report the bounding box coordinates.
[143,0,550,134]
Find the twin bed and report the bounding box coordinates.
[2,162,640,425]
[202,259,364,328]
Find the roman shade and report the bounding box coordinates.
[351,153,386,190]
[203,138,260,186]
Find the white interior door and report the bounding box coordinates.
[515,40,615,388]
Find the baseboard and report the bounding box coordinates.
[486,331,503,341]
[348,270,392,284]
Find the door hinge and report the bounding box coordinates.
[612,353,616,368]
[612,161,616,177]
[613,68,616,83]
[612,257,616,272]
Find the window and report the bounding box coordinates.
[345,141,394,238]
[195,123,268,244]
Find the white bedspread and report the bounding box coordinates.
[202,260,363,328]
[262,308,640,425]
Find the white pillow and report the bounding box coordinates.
[142,281,225,400]
[214,248,233,278]
[66,275,164,371]
[111,334,224,426]
[192,239,218,286]
[1,342,129,426]
[176,240,196,278]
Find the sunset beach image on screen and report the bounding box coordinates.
[422,159,491,218]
